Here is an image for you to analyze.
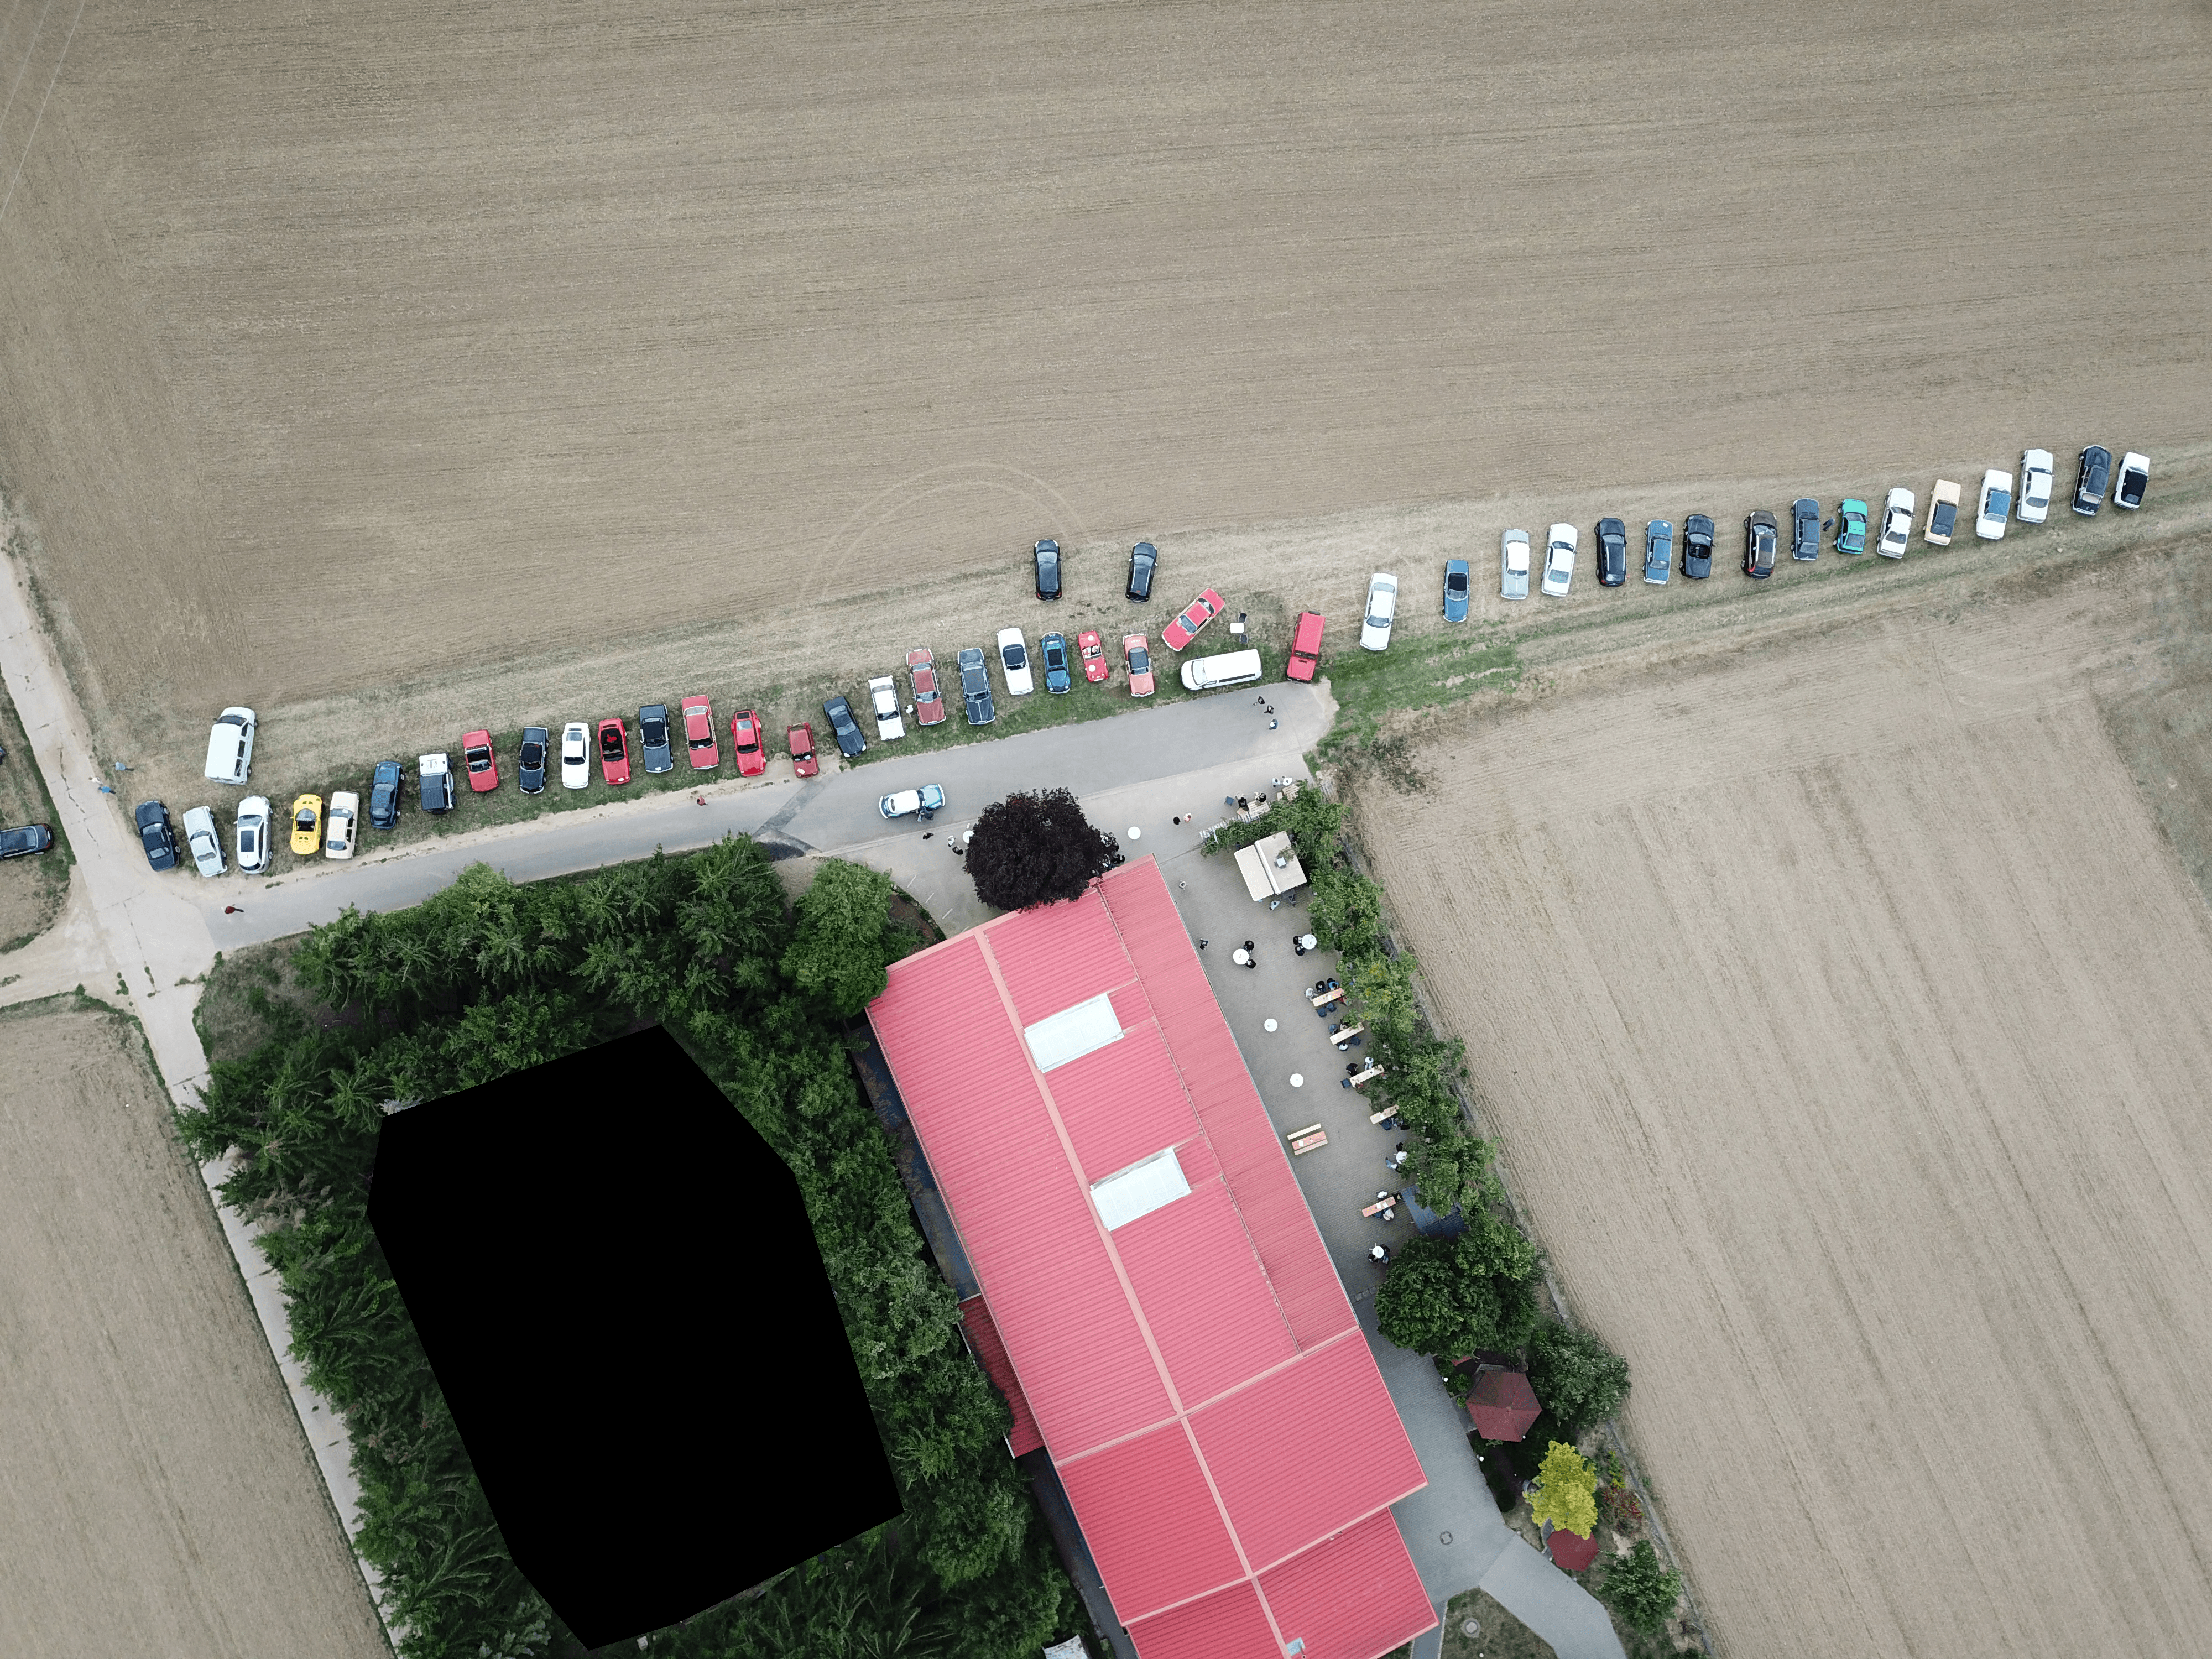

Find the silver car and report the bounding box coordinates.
[182,805,227,878]
[1501,529,1531,600]
[1359,573,1399,650]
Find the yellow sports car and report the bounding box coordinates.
[289,794,324,856]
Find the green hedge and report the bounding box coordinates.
[177,843,1075,1658]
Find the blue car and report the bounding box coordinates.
[368,758,405,827]
[1642,520,1672,585]
[1040,631,1073,694]
[1442,559,1471,622]
[822,695,867,758]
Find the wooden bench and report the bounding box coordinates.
[1342,1065,1384,1090]
[1368,1108,1397,1125]
[1310,987,1347,1010]
[1286,1125,1328,1156]
[1361,1191,1402,1219]
[1331,1023,1365,1048]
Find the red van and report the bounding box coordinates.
[1285,612,1325,681]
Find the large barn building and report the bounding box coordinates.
[868,858,1436,1659]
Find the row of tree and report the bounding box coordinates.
[1207,791,1631,1434]
[177,843,1076,1658]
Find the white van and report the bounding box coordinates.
[204,707,257,784]
[1179,648,1265,692]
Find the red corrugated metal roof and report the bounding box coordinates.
[869,859,1432,1651]
[1258,1511,1439,1659]
[958,1295,1044,1455]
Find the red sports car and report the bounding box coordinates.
[1161,587,1226,651]
[907,647,946,726]
[729,709,768,776]
[1077,628,1110,684]
[1123,633,1156,697]
[462,728,500,792]
[681,696,719,771]
[787,722,820,778]
[597,717,631,786]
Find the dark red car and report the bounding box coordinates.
[729,709,768,777]
[1161,587,1225,651]
[681,695,719,771]
[462,728,500,792]
[787,722,819,779]
[597,717,631,786]
[907,647,946,727]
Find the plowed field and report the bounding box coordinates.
[1358,544,2212,1656]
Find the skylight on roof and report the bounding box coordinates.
[1089,1147,1190,1230]
[1024,992,1123,1072]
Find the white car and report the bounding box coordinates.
[1976,470,2012,540]
[997,627,1034,696]
[1359,573,1398,651]
[1877,488,1915,559]
[868,675,905,741]
[559,721,591,789]
[1541,524,1577,596]
[181,806,227,878]
[234,796,272,874]
[325,790,359,860]
[879,784,945,820]
[203,707,257,785]
[2115,451,2150,510]
[1501,529,1531,600]
[2017,449,2053,524]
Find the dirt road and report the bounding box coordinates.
[0,998,387,1659]
[1357,542,2212,1655]
[1,0,2206,786]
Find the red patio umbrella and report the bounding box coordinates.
[1546,1526,1599,1572]
[1467,1367,1542,1442]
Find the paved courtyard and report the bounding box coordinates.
[1140,797,1624,1659]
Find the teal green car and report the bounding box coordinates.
[1835,498,1870,555]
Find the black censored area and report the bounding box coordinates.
[368,1026,900,1647]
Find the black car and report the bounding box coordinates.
[134,800,178,870]
[638,705,675,773]
[823,695,867,758]
[1790,498,1821,561]
[517,727,549,794]
[2073,446,2112,517]
[1744,510,1779,578]
[1682,513,1715,579]
[368,759,404,827]
[956,646,996,726]
[1126,540,1159,602]
[0,822,54,858]
[1594,518,1628,587]
[1034,539,1062,600]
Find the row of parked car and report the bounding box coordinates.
[139,699,836,875]
[1347,447,2150,636]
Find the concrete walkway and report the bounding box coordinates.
[1150,811,1625,1659]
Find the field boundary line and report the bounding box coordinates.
[0,0,85,232]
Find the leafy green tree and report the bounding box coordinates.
[964,789,1118,910]
[783,859,914,1015]
[1308,862,1385,956]
[1201,783,1345,864]
[1600,1538,1683,1636]
[1529,1441,1598,1538]
[1529,1322,1631,1439]
[1374,1214,1541,1359]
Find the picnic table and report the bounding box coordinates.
[1361,1191,1402,1219]
[1331,1022,1365,1048]
[1342,1064,1385,1090]
[1311,987,1347,1011]
[1368,1107,1397,1125]
[1285,1124,1328,1156]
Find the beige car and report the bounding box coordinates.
[324,790,359,860]
[1924,478,1962,547]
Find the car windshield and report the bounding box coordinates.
[296,810,315,827]
[1129,646,1150,672]
[1004,644,1025,667]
